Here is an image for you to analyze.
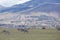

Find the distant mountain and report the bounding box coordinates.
[30,3,60,13]
[0,5,4,8]
[38,15,57,21]
[0,5,6,10]
[0,13,58,21]
[0,5,7,13]
[0,0,60,13]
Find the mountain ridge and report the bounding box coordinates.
[0,0,60,13]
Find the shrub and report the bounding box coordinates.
[56,25,60,30]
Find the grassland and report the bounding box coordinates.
[0,28,60,40]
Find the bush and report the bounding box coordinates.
[42,27,46,29]
[56,25,60,30]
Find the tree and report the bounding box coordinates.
[42,26,46,29]
[56,25,60,30]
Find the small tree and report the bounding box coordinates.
[56,25,60,30]
[42,26,46,29]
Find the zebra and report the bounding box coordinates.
[1,30,10,35]
[17,25,30,33]
[17,28,30,33]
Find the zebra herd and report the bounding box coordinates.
[1,25,60,35]
[1,25,30,35]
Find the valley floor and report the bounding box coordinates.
[0,28,60,40]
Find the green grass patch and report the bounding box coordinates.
[0,28,60,40]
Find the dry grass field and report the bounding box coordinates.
[0,28,60,40]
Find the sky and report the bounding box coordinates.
[0,0,30,7]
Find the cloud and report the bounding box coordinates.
[0,0,30,7]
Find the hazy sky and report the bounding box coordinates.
[0,0,30,7]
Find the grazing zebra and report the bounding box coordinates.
[17,28,30,33]
[1,30,10,35]
[17,25,30,33]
